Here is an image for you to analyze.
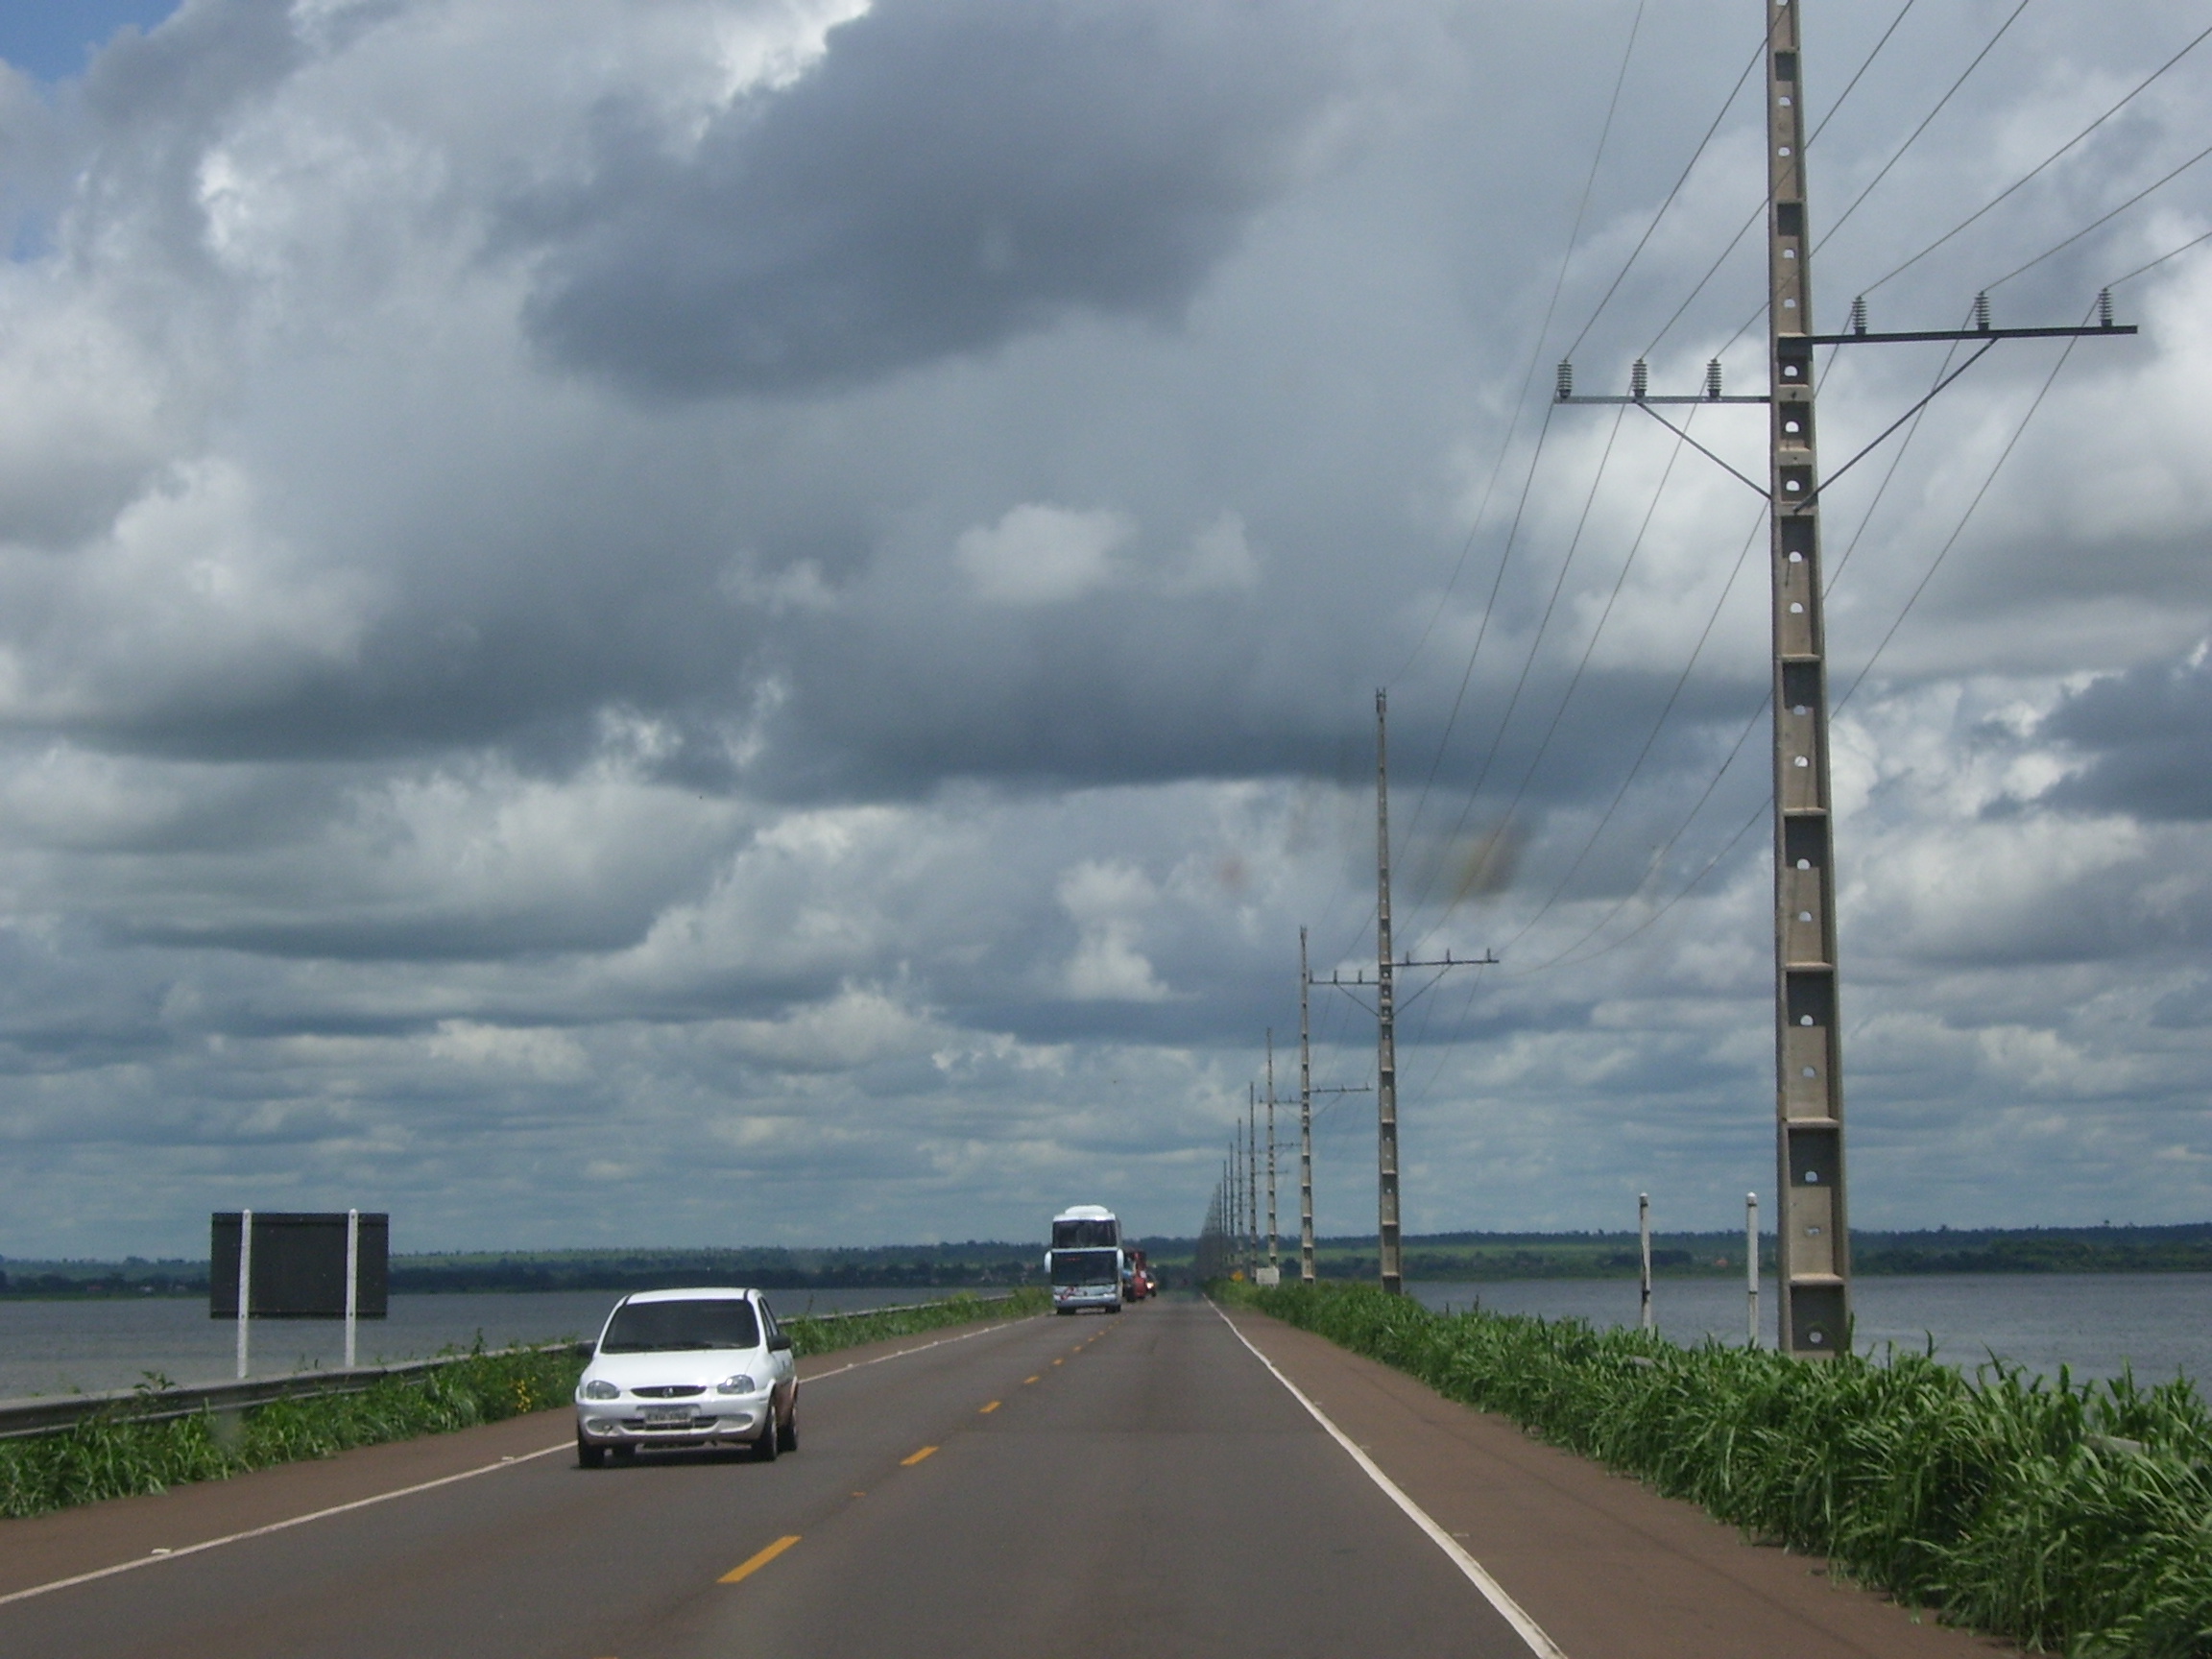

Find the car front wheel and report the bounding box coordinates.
[754,1410,781,1462]
[577,1432,605,1469]
[777,1399,799,1454]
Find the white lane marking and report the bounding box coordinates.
[1211,1302,1573,1659]
[0,1441,572,1610]
[1,1313,1036,1611]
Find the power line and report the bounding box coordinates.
[1400,405,1633,933]
[1563,36,1768,362]
[1984,136,2212,294]
[2107,223,2212,287]
[1815,0,2036,255]
[1856,16,2212,300]
[1393,0,1651,829]
[1836,313,2092,712]
[1409,404,1709,953]
[1654,0,1922,361]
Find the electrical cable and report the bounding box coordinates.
[1399,403,1633,935]
[1983,136,2212,294]
[1856,16,2212,300]
[2107,223,2212,287]
[1561,36,1767,363]
[1836,312,2090,712]
[1407,403,1706,953]
[1395,0,1650,832]
[1815,0,2035,256]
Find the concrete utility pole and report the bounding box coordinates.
[1762,0,1850,1359]
[1247,1087,1260,1267]
[1375,689,1402,1293]
[1299,929,1315,1283]
[1638,1193,1653,1332]
[1746,1191,1761,1347]
[1556,0,2133,1358]
[1264,1031,1279,1273]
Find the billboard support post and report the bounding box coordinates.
[234,1209,253,1381]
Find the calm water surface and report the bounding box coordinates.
[1408,1272,2212,1388]
[0,1286,957,1401]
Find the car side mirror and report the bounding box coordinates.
[767,1333,792,1353]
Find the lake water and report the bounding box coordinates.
[0,1286,957,1402]
[1408,1273,2212,1390]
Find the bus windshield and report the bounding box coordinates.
[1050,1248,1120,1286]
[1052,1218,1118,1250]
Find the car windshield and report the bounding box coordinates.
[1051,1249,1119,1286]
[600,1299,760,1353]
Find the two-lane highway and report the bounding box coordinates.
[2,1300,1535,1659]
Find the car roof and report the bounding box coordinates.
[616,1286,762,1305]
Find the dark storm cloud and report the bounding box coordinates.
[514,0,1343,396]
[2030,647,2212,820]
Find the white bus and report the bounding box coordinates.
[1046,1204,1123,1314]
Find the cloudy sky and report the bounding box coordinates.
[1,0,2209,1258]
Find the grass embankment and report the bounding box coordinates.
[1227,1280,2212,1659]
[0,1289,1046,1520]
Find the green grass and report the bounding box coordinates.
[1227,1280,2212,1659]
[0,1290,1047,1521]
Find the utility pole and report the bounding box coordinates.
[1375,689,1401,1292]
[1299,929,1314,1283]
[1746,1191,1761,1347]
[1351,690,1494,1293]
[1247,1086,1259,1269]
[1638,1192,1653,1332]
[1554,0,2134,1358]
[1264,1031,1279,1275]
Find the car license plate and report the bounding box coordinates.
[642,1406,697,1424]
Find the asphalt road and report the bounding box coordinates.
[1,1299,1534,1659]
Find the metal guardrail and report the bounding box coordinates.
[0,1291,1031,1440]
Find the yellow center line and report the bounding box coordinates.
[719,1534,802,1584]
[1023,1375,1040,1383]
[1052,1358,1063,1366]
[901,1445,939,1466]
[978,1401,1000,1413]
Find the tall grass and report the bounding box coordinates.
[1234,1280,2212,1659]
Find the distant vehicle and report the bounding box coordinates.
[1047,1204,1123,1314]
[1123,1247,1153,1301]
[573,1287,798,1467]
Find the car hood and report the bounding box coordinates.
[582,1350,769,1391]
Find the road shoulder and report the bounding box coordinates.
[1218,1303,2023,1659]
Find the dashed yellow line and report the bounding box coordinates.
[979,1401,1000,1413]
[1023,1375,1040,1384]
[719,1534,801,1584]
[1051,1358,1063,1366]
[901,1445,939,1466]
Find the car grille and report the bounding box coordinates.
[622,1416,721,1431]
[631,1384,708,1398]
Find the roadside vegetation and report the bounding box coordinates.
[1227,1280,2212,1659]
[0,1289,1046,1520]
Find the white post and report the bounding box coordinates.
[235,1208,252,1381]
[345,1209,360,1370]
[1746,1192,1760,1348]
[1638,1193,1653,1332]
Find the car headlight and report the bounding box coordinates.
[582,1379,621,1401]
[715,1374,757,1395]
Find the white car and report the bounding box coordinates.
[573,1287,798,1467]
